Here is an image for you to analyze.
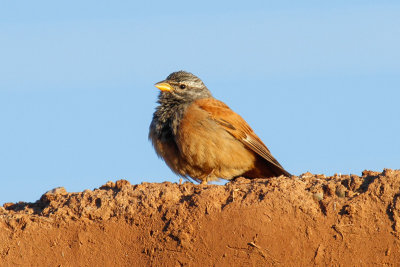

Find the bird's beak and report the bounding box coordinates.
[154,82,173,92]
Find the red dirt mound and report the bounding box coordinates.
[1,169,400,266]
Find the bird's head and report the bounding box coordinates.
[154,71,212,103]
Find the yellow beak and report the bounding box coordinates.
[154,82,173,92]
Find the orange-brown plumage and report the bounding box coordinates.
[149,71,290,184]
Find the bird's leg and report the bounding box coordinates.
[200,169,215,185]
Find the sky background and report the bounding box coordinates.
[1,1,399,204]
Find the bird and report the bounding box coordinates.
[149,71,291,184]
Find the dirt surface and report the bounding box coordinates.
[1,169,400,266]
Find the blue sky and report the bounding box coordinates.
[1,1,399,204]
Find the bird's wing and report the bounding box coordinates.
[195,98,288,173]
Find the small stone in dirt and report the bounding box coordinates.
[335,185,346,198]
[3,203,14,209]
[115,179,131,190]
[362,170,381,177]
[100,181,116,189]
[300,172,313,179]
[313,192,324,201]
[45,187,67,195]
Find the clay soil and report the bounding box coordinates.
[1,169,400,266]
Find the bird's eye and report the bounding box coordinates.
[179,84,186,89]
